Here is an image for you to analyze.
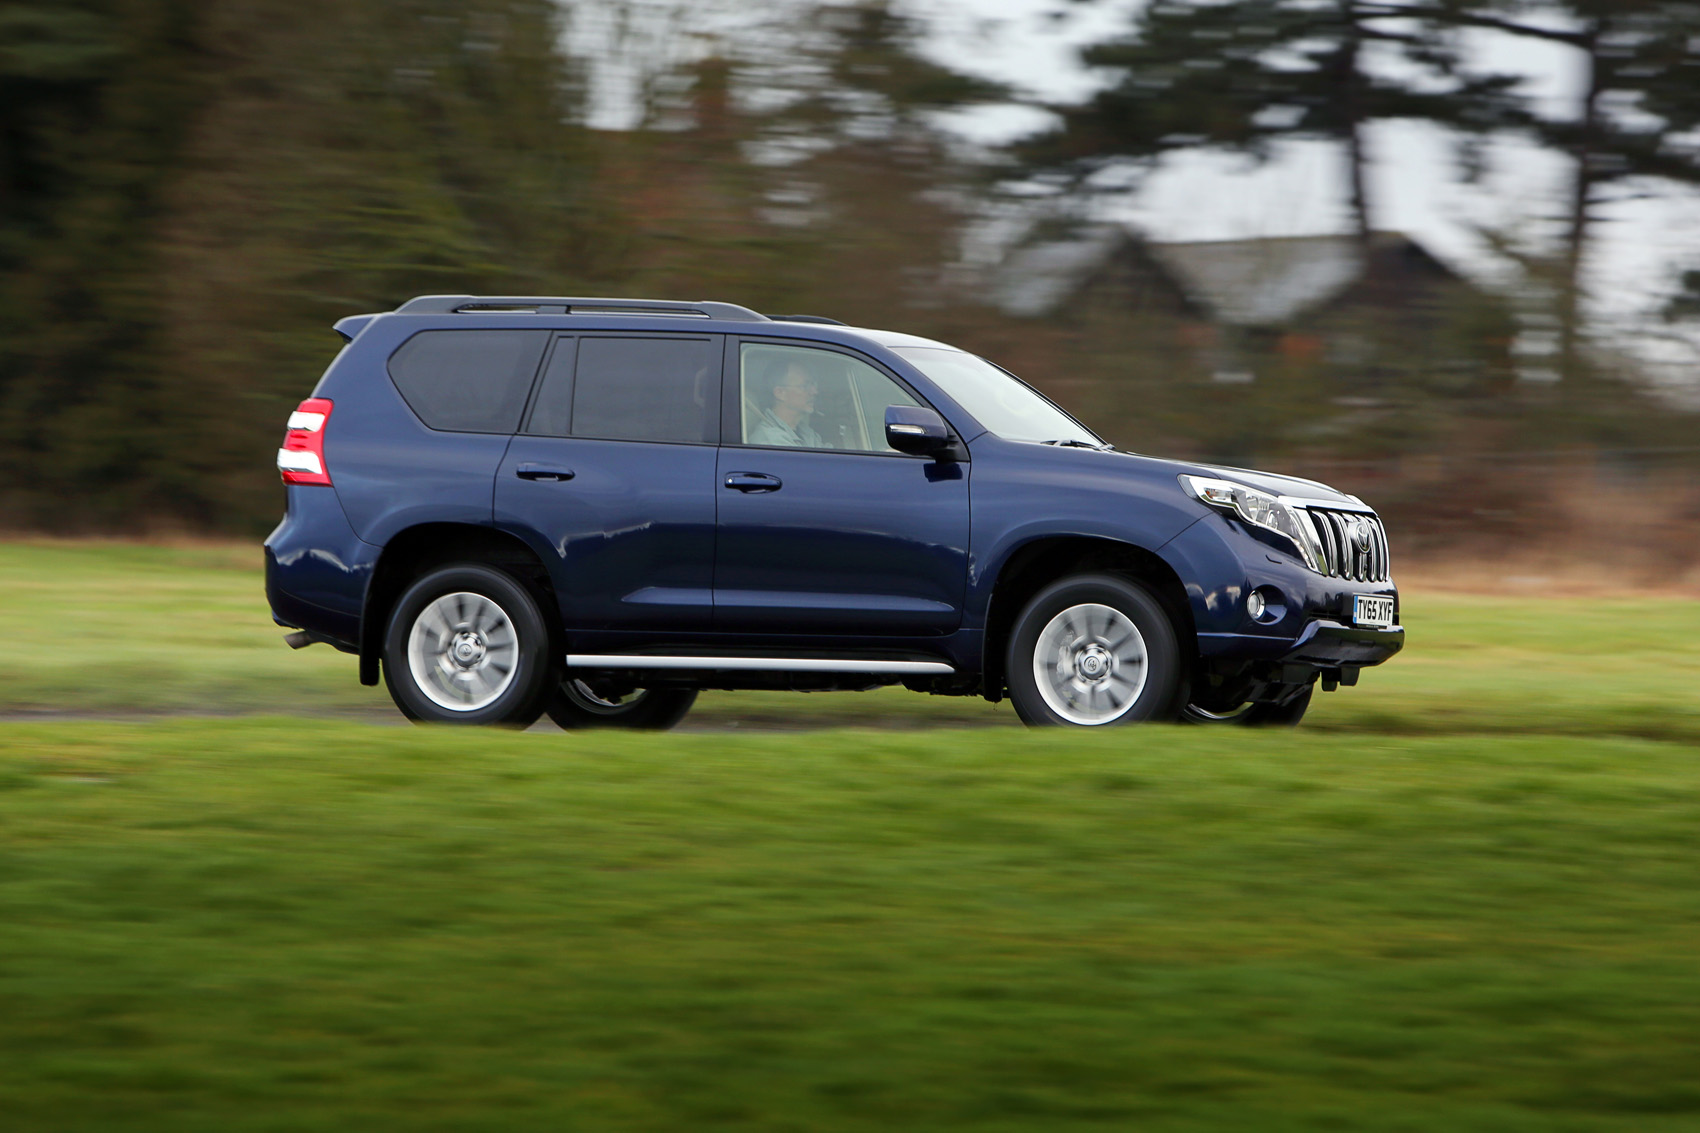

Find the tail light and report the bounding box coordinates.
[278,398,333,486]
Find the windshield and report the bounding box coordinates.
[892,348,1104,447]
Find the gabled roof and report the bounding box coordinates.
[1146,234,1369,328]
[989,224,1128,318]
[990,225,1465,327]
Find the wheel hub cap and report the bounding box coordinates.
[406,591,519,712]
[1031,602,1150,726]
[1076,644,1110,680]
[451,632,486,667]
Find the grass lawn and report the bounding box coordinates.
[3,539,1698,1128]
[6,539,1700,741]
[3,721,1698,1131]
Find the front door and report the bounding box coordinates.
[495,333,721,634]
[714,340,970,637]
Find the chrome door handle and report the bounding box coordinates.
[724,472,782,493]
[516,463,575,482]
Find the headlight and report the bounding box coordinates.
[1180,475,1323,571]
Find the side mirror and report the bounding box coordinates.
[884,405,954,458]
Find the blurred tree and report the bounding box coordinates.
[1384,2,1700,383]
[0,0,205,527]
[739,1,1005,321]
[0,0,613,530]
[1026,0,1519,241]
[1014,0,1700,460]
[1665,269,1700,323]
[0,0,1006,531]
[602,1,1004,322]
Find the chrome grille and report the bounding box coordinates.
[1306,508,1391,582]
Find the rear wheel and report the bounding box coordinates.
[546,678,698,731]
[1005,574,1183,727]
[1183,684,1313,727]
[382,564,554,727]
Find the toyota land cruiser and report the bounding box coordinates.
[266,295,1403,729]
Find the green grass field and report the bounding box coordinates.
[3,541,1698,1129]
[6,539,1699,740]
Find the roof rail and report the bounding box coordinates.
[766,314,848,325]
[395,295,770,322]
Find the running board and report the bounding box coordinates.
[565,654,955,675]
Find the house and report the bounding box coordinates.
[990,225,1512,390]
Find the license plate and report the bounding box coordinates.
[1354,595,1395,629]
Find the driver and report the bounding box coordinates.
[749,358,827,448]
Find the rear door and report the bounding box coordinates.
[713,339,970,637]
[495,333,721,634]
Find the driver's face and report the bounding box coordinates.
[775,365,818,413]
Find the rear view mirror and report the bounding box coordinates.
[884,405,954,457]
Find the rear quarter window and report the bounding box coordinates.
[528,335,718,444]
[387,330,548,433]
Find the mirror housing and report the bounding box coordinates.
[884,405,955,458]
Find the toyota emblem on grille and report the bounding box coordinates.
[1350,518,1372,553]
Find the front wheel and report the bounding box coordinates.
[1005,574,1183,727]
[546,679,698,731]
[382,564,555,727]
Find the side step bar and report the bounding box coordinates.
[565,655,955,675]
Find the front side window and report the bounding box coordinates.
[387,330,548,433]
[527,335,717,444]
[739,343,918,453]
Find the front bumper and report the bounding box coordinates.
[1281,619,1405,668]
[1197,619,1405,669]
[1194,618,1404,705]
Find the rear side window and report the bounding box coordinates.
[528,335,717,444]
[388,330,547,433]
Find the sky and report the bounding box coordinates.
[563,0,1700,386]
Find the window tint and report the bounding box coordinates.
[740,343,918,453]
[388,330,547,433]
[525,340,577,438]
[530,336,716,443]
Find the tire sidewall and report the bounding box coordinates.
[546,683,698,731]
[1006,574,1182,727]
[1243,683,1313,727]
[383,564,554,726]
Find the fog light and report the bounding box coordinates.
[1246,591,1266,619]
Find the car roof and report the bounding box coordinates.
[831,326,960,351]
[373,296,967,355]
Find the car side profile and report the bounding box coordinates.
[266,295,1403,730]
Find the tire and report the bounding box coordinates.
[382,564,555,727]
[546,679,698,731]
[1005,573,1183,727]
[1182,684,1313,728]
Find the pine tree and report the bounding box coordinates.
[1369,2,1700,379]
[1026,0,1519,242]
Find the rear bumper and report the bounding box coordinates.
[264,486,379,650]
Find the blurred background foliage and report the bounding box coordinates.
[1,0,1697,561]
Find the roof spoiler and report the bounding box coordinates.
[333,314,378,342]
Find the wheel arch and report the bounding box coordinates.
[981,535,1196,701]
[359,523,560,685]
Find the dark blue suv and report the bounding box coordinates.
[267,295,1403,730]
